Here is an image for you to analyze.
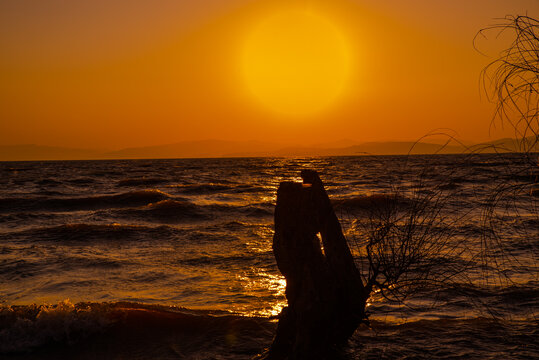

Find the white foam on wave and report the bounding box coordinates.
[0,299,111,353]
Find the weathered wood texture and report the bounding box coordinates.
[265,170,367,359]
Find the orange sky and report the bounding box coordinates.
[1,0,538,150]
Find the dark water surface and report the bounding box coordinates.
[1,155,537,359]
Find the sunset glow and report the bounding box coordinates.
[0,0,537,155]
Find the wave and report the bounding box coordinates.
[0,301,273,357]
[167,183,233,194]
[3,167,32,172]
[117,178,169,187]
[110,201,273,223]
[221,220,260,230]
[167,183,267,195]
[146,199,200,213]
[365,281,539,321]
[230,204,274,218]
[1,301,537,359]
[112,200,208,223]
[141,199,207,221]
[353,317,539,359]
[0,188,272,217]
[332,194,411,212]
[210,202,273,217]
[499,282,539,306]
[0,300,113,354]
[0,189,171,213]
[35,190,67,196]
[4,223,184,242]
[0,211,61,223]
[66,178,96,185]
[36,178,62,186]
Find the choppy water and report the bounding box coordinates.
[1,154,537,359]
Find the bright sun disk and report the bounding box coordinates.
[241,10,351,117]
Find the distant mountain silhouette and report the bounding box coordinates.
[469,137,538,153]
[104,140,284,159]
[1,137,536,161]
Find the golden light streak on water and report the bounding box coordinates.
[234,270,287,317]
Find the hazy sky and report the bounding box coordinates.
[1,0,538,149]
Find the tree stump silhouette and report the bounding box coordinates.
[265,170,368,359]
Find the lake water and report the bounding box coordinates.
[1,154,537,359]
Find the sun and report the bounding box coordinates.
[241,10,351,117]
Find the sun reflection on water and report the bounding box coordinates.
[234,269,287,317]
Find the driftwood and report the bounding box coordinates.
[263,170,368,359]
